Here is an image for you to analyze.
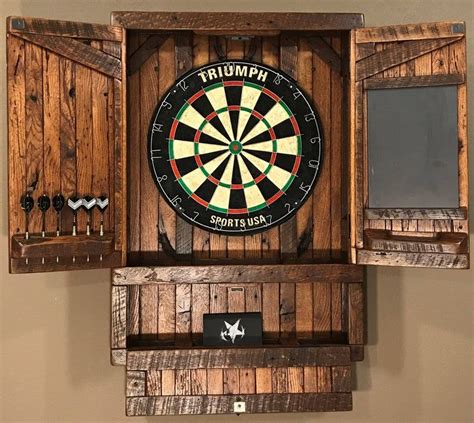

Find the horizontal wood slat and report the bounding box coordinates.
[364,73,465,90]
[355,21,465,43]
[8,16,122,41]
[113,264,363,285]
[364,229,468,254]
[356,37,461,81]
[365,208,467,220]
[13,33,122,79]
[126,393,352,415]
[357,250,469,269]
[111,12,364,31]
[127,346,351,370]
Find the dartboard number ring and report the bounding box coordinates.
[149,61,323,235]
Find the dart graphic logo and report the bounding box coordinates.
[220,319,245,344]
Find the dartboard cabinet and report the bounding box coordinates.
[6,12,469,416]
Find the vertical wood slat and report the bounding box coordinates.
[210,284,227,313]
[127,284,140,336]
[223,369,240,394]
[111,285,127,349]
[280,283,296,341]
[239,369,256,394]
[227,286,245,313]
[161,370,176,395]
[255,368,272,393]
[25,42,44,234]
[175,283,191,344]
[279,33,298,261]
[272,368,288,393]
[158,284,175,342]
[288,367,304,393]
[262,283,279,341]
[348,282,364,345]
[42,50,61,233]
[175,33,193,257]
[7,35,26,243]
[296,283,313,340]
[140,285,158,335]
[191,284,209,343]
[314,282,331,339]
[147,370,162,396]
[207,369,224,395]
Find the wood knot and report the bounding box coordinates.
[69,87,76,98]
[29,94,37,102]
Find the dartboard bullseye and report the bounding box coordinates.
[149,61,323,235]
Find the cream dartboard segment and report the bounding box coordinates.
[149,61,323,235]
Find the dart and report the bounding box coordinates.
[52,194,65,263]
[52,194,65,236]
[81,195,96,236]
[38,194,51,237]
[96,195,109,237]
[20,193,34,240]
[67,196,82,236]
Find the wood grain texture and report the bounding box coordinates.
[112,12,364,31]
[128,34,168,75]
[111,285,127,349]
[158,284,176,342]
[363,73,464,89]
[15,33,121,79]
[140,285,158,336]
[348,283,364,345]
[8,16,122,40]
[357,250,468,268]
[127,346,351,370]
[365,208,467,220]
[126,371,146,397]
[126,393,352,415]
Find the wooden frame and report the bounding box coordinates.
[350,21,469,268]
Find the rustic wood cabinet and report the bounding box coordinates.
[6,11,469,416]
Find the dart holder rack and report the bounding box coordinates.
[6,12,469,417]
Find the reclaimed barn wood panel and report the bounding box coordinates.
[351,22,469,268]
[7,22,125,273]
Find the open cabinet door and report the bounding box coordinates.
[7,17,127,273]
[350,22,469,268]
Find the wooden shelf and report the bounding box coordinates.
[11,232,115,259]
[364,229,468,254]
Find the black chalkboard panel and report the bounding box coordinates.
[368,86,459,208]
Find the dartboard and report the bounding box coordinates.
[149,61,323,235]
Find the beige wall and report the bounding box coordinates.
[0,1,472,422]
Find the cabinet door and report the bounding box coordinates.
[7,17,127,273]
[350,22,469,268]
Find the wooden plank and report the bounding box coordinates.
[42,50,60,233]
[303,367,318,393]
[227,286,246,313]
[260,35,280,259]
[127,285,140,336]
[128,34,168,75]
[312,37,331,261]
[209,284,227,313]
[111,349,126,366]
[113,264,364,285]
[331,283,343,336]
[147,370,161,396]
[191,369,207,395]
[262,283,280,341]
[356,21,465,43]
[139,37,159,258]
[356,37,460,81]
[126,393,353,415]
[279,33,298,260]
[24,42,43,234]
[365,208,467,220]
[245,285,261,312]
[255,368,272,394]
[175,283,191,344]
[332,366,351,392]
[348,283,364,345]
[175,370,191,395]
[111,285,127,349]
[295,283,313,339]
[317,367,332,393]
[126,371,146,397]
[357,250,468,269]
[239,369,256,394]
[191,284,209,342]
[207,369,224,395]
[140,285,158,335]
[16,33,121,79]
[364,73,464,89]
[8,16,122,40]
[112,12,364,31]
[307,36,341,74]
[7,35,26,247]
[158,284,175,342]
[223,369,240,394]
[288,368,304,393]
[280,283,296,341]
[272,368,288,393]
[102,40,121,58]
[127,346,351,370]
[161,370,176,395]
[364,229,467,254]
[356,42,375,61]
[59,57,76,235]
[314,283,331,338]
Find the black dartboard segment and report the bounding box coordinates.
[149,61,323,235]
